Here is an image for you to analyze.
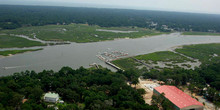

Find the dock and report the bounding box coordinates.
[131,57,154,69]
[89,63,99,69]
[96,49,127,71]
[105,61,124,71]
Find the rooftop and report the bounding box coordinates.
[154,85,203,109]
[44,92,59,98]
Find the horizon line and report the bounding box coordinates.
[0,3,220,15]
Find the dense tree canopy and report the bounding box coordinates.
[0,67,157,110]
[0,5,220,32]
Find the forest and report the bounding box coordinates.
[1,62,219,109]
[0,5,220,32]
[0,67,158,110]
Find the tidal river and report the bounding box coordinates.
[1,33,220,76]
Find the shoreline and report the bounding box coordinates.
[124,42,220,59]
[73,32,173,44]
[111,43,220,70]
[5,31,220,51]
[0,32,170,51]
[1,37,220,76]
[0,48,43,58]
[182,32,220,36]
[0,54,13,59]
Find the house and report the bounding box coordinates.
[44,92,59,103]
[154,85,203,110]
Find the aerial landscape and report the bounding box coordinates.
[0,0,220,110]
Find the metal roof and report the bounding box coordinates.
[44,92,59,98]
[154,85,203,108]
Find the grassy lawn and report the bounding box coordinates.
[0,48,43,56]
[182,32,220,36]
[135,51,191,63]
[0,35,46,48]
[175,43,220,63]
[0,24,167,43]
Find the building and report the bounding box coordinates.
[154,85,203,110]
[44,92,59,103]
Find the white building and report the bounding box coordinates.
[44,92,59,103]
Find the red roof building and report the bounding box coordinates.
[154,85,203,110]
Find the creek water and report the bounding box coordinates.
[1,33,220,76]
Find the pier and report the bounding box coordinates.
[131,57,154,69]
[89,63,99,69]
[96,50,127,71]
[105,61,124,71]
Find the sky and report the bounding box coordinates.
[0,0,220,14]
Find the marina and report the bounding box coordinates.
[96,50,128,62]
[96,49,128,71]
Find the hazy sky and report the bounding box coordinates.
[1,0,220,14]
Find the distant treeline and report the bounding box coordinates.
[0,5,220,32]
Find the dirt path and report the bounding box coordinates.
[135,78,161,105]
